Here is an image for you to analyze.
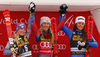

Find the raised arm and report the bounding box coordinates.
[58,14,73,39]
[58,15,73,39]
[29,13,40,35]
[28,2,40,42]
[58,4,73,39]
[57,14,66,32]
[57,4,68,32]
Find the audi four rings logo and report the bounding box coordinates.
[0,45,4,51]
[40,41,51,48]
[57,31,65,36]
[58,44,66,50]
[32,44,38,50]
[32,44,66,50]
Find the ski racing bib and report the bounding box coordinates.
[70,32,86,54]
[17,37,32,56]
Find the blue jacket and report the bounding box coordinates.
[58,15,98,48]
[62,25,98,48]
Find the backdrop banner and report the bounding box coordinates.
[0,11,99,57]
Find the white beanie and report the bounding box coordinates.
[75,16,85,24]
[40,16,51,26]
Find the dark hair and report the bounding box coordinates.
[73,24,87,41]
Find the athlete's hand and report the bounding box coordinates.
[28,2,36,13]
[59,4,68,15]
[11,49,14,54]
[17,47,24,55]
[78,41,86,46]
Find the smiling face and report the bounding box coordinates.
[76,22,85,30]
[18,28,26,36]
[41,22,50,32]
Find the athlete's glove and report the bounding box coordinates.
[77,41,86,50]
[28,2,36,14]
[17,47,24,55]
[11,48,14,54]
[78,41,86,46]
[10,42,17,54]
[59,4,68,15]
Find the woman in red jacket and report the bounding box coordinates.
[28,2,68,57]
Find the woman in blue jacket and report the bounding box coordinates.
[59,16,98,57]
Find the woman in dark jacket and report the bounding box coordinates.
[3,23,32,57]
[59,16,98,57]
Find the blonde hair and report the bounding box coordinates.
[39,26,54,45]
[13,32,27,46]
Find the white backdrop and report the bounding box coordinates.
[91,9,100,34]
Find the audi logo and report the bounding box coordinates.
[32,44,66,50]
[32,44,38,50]
[58,44,66,50]
[40,41,51,48]
[0,45,4,51]
[57,31,65,36]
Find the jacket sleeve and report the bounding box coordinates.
[88,36,98,48]
[57,15,66,32]
[58,15,73,39]
[62,25,73,40]
[3,41,12,55]
[29,13,40,42]
[26,13,33,39]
